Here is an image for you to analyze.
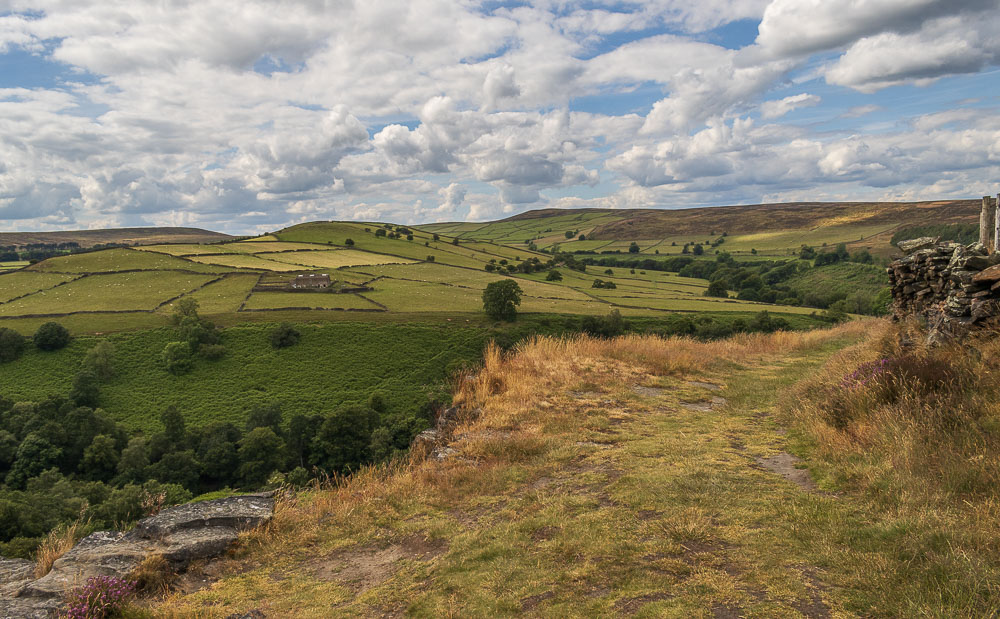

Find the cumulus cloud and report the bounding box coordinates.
[0,0,997,230]
[760,93,821,119]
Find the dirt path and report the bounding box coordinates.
[158,337,869,617]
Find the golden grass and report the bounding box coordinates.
[33,519,87,578]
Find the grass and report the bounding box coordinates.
[784,261,889,300]
[28,248,230,274]
[157,274,261,315]
[0,323,492,431]
[259,249,417,269]
[183,254,305,271]
[0,271,80,303]
[150,322,907,617]
[0,271,217,316]
[241,291,382,310]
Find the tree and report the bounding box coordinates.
[160,405,187,447]
[545,269,562,281]
[704,280,728,298]
[83,341,115,380]
[162,341,194,374]
[70,370,100,408]
[692,244,704,256]
[148,450,201,491]
[565,230,574,239]
[628,242,640,253]
[432,234,440,241]
[238,428,286,487]
[426,255,435,262]
[246,402,283,436]
[578,234,586,241]
[482,279,523,321]
[374,228,387,238]
[34,322,70,351]
[344,238,354,246]
[311,406,372,474]
[270,323,300,348]
[0,328,26,363]
[171,297,200,325]
[81,434,119,480]
[6,433,62,488]
[117,437,150,483]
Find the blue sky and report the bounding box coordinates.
[0,0,998,233]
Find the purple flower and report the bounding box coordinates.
[65,575,136,618]
[840,357,892,390]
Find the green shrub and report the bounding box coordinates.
[162,342,194,375]
[0,328,26,363]
[34,322,70,351]
[269,323,301,348]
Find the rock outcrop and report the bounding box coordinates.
[0,494,273,618]
[887,238,1000,342]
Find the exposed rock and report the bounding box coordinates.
[897,236,939,254]
[2,494,273,618]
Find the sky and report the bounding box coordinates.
[0,0,998,234]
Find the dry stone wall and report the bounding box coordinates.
[888,236,1000,342]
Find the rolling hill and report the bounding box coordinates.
[419,199,980,258]
[0,226,232,248]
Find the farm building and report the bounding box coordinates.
[291,273,331,289]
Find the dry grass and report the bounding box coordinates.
[156,318,1000,617]
[785,319,1000,614]
[33,519,87,578]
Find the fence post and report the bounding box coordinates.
[981,195,993,250]
[995,194,1000,255]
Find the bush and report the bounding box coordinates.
[34,322,70,351]
[426,255,435,262]
[0,328,26,363]
[482,280,523,321]
[162,342,194,375]
[628,242,640,253]
[581,310,626,338]
[70,370,100,408]
[83,341,115,380]
[199,344,226,360]
[704,280,728,297]
[270,323,301,348]
[344,238,354,246]
[546,269,562,281]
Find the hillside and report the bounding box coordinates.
[419,200,980,258]
[0,226,231,248]
[145,319,1000,617]
[0,221,825,336]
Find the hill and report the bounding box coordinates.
[419,199,980,259]
[0,221,826,336]
[146,319,1000,617]
[0,226,232,248]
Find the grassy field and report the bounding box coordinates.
[0,323,492,431]
[0,219,824,333]
[0,226,231,248]
[419,199,981,258]
[242,291,383,311]
[146,320,1000,617]
[0,271,217,316]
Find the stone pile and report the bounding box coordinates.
[888,236,1000,341]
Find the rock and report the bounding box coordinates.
[972,264,1000,284]
[4,495,274,617]
[898,237,940,254]
[965,255,992,271]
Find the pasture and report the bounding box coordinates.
[0,215,834,334]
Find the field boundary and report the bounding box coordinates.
[0,273,88,306]
[153,275,227,311]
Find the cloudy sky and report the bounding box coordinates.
[1,0,998,233]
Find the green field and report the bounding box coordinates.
[0,210,873,334]
[0,323,490,431]
[0,271,217,316]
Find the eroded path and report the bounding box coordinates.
[159,334,869,617]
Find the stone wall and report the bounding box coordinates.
[887,236,1000,341]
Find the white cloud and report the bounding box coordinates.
[0,0,997,231]
[760,93,821,119]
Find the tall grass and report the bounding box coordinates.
[786,319,1000,613]
[34,519,88,578]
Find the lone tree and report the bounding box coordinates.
[0,328,26,363]
[628,242,640,253]
[34,321,70,351]
[482,279,523,321]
